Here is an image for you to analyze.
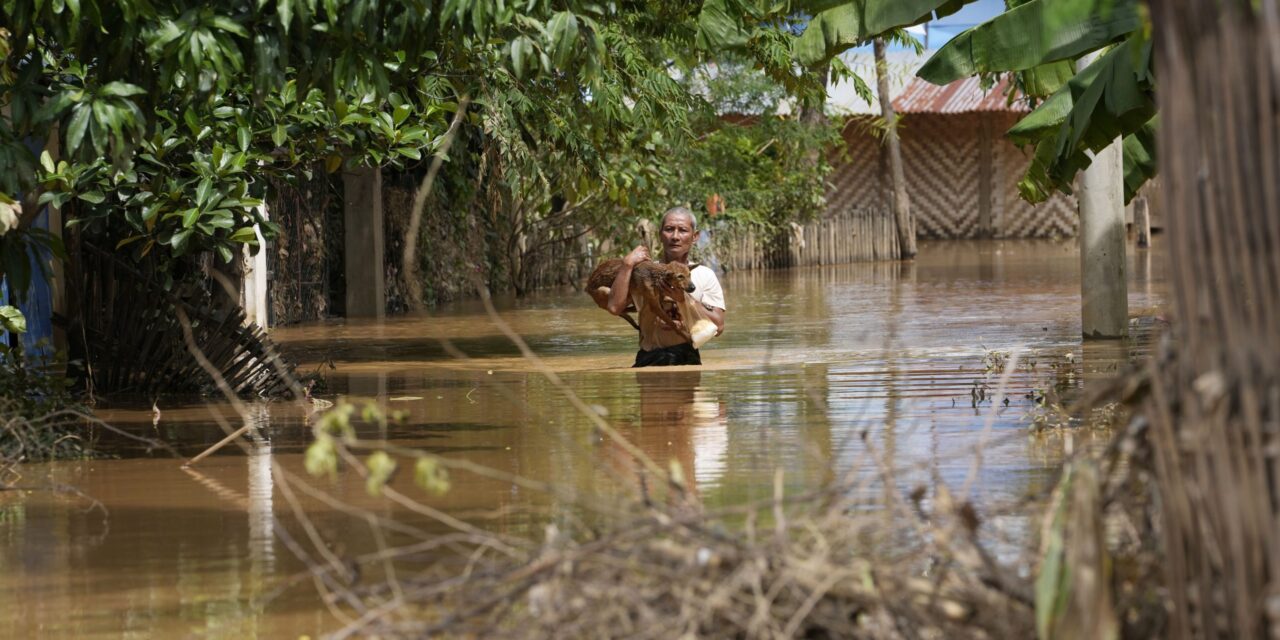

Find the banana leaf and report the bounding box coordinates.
[1121,117,1157,200]
[792,0,973,67]
[1011,34,1154,203]
[696,0,755,49]
[1019,60,1076,99]
[918,0,1139,85]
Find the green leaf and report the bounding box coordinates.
[35,89,78,122]
[305,435,338,477]
[1019,61,1076,99]
[40,150,55,173]
[365,451,397,496]
[99,81,146,98]
[272,123,287,147]
[793,0,974,67]
[548,11,579,68]
[183,108,201,135]
[216,244,234,263]
[229,226,258,244]
[0,306,26,334]
[918,0,1140,84]
[510,36,533,79]
[277,0,293,34]
[1008,84,1075,145]
[170,228,193,253]
[393,104,411,127]
[196,178,214,208]
[1121,116,1157,203]
[182,206,201,228]
[77,190,106,204]
[696,0,751,50]
[324,153,343,173]
[209,15,249,37]
[115,235,146,250]
[237,126,251,152]
[66,105,92,153]
[413,457,450,495]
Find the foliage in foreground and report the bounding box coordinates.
[283,390,1161,639]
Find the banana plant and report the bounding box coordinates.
[916,0,1155,202]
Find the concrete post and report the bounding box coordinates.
[1134,196,1151,248]
[343,166,386,319]
[240,205,271,327]
[1079,136,1128,338]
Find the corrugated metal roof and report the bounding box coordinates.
[892,76,1029,114]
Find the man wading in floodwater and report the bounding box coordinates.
[606,206,726,367]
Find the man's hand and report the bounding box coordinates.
[623,245,649,267]
[607,246,647,316]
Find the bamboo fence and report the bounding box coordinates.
[712,206,900,271]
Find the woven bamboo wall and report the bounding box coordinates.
[828,113,1078,239]
[985,113,1078,238]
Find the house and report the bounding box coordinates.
[826,75,1080,239]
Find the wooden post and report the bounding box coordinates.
[977,114,994,237]
[343,166,386,319]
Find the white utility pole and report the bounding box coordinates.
[1077,50,1128,339]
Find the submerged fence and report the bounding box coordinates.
[712,206,900,271]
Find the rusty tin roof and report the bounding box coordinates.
[892,76,1030,114]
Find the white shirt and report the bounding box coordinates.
[690,265,726,311]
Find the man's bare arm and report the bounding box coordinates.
[703,305,725,335]
[607,245,648,315]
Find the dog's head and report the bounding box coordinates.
[662,262,696,295]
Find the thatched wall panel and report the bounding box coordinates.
[827,112,1080,239]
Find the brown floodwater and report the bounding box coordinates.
[0,239,1167,638]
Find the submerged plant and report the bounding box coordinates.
[0,307,93,464]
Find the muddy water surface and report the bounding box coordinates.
[0,240,1166,638]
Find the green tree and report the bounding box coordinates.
[1,1,845,298]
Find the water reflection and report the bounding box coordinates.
[247,442,276,577]
[624,371,731,495]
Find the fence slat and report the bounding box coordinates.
[712,206,898,271]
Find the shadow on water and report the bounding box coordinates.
[0,239,1168,637]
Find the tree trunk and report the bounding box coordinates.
[1146,2,1280,637]
[874,38,916,259]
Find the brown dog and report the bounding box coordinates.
[587,258,696,342]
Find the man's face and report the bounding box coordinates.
[660,213,698,259]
